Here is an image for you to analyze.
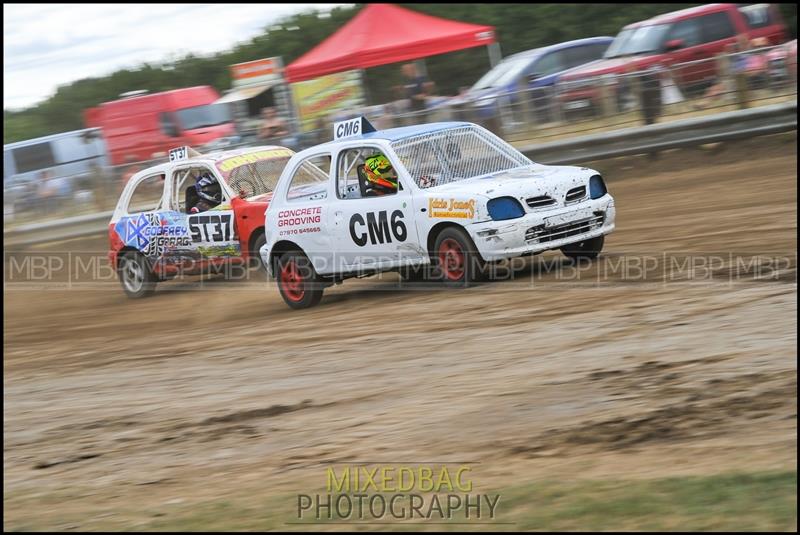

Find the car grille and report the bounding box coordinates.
[526,195,557,209]
[565,186,586,204]
[525,213,605,243]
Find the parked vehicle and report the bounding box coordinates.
[85,87,236,166]
[558,3,787,116]
[445,37,613,126]
[4,128,108,186]
[3,128,108,215]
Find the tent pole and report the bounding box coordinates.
[360,69,371,107]
[488,42,502,68]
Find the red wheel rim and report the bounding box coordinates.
[438,238,465,281]
[279,260,304,302]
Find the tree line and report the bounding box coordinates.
[4,3,796,144]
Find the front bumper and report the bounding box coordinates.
[467,195,616,261]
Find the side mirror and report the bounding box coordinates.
[665,39,684,52]
[527,72,542,84]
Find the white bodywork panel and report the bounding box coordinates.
[261,124,616,276]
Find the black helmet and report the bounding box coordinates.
[196,172,221,204]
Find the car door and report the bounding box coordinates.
[167,165,241,269]
[525,51,567,121]
[278,152,334,273]
[667,12,737,86]
[114,171,191,272]
[330,145,422,274]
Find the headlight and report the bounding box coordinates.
[589,175,608,199]
[487,197,525,221]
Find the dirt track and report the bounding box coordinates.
[3,134,797,530]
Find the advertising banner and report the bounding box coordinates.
[290,70,365,133]
[230,57,283,89]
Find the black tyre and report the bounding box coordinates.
[250,233,267,270]
[118,252,157,298]
[245,232,268,281]
[561,235,605,262]
[276,251,324,309]
[432,227,483,287]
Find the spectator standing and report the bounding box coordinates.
[385,85,411,127]
[257,107,290,142]
[695,33,751,110]
[88,161,110,211]
[37,170,56,216]
[402,63,428,119]
[640,67,663,125]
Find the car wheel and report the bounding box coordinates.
[118,252,157,298]
[561,235,605,262]
[276,251,324,309]
[433,227,483,287]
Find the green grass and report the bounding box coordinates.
[500,471,797,532]
[4,471,795,531]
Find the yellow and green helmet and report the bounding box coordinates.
[364,153,398,192]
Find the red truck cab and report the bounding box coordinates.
[85,86,235,165]
[558,3,787,115]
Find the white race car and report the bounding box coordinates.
[261,117,616,308]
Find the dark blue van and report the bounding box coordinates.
[446,36,613,125]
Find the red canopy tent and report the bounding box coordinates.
[284,3,498,83]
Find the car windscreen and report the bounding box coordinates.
[217,148,295,199]
[175,103,232,131]
[605,24,670,58]
[392,125,532,189]
[471,56,531,91]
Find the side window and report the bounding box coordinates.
[563,46,595,69]
[700,12,737,43]
[666,18,702,48]
[533,52,563,77]
[227,155,292,199]
[337,147,400,199]
[740,4,772,29]
[286,154,330,202]
[159,113,179,137]
[171,167,223,213]
[591,43,611,59]
[127,174,166,213]
[12,143,57,174]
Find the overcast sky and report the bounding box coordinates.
[3,3,350,110]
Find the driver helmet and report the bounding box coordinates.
[363,153,398,193]
[196,172,222,205]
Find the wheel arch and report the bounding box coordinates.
[115,246,145,270]
[269,239,305,272]
[247,227,265,255]
[427,221,468,258]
